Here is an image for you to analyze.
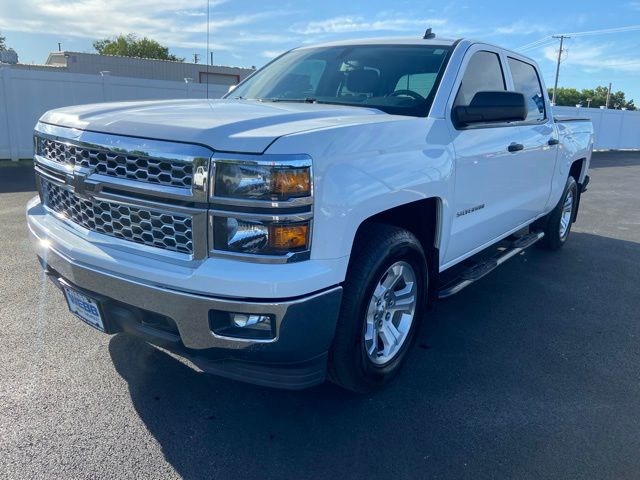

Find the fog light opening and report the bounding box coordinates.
[209,310,276,340]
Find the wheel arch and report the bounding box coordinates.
[568,158,587,221]
[569,157,586,183]
[349,197,443,306]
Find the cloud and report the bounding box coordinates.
[494,21,550,35]
[0,0,291,51]
[542,42,640,73]
[291,16,448,35]
[262,50,286,59]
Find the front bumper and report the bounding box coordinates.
[28,198,343,389]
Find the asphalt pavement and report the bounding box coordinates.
[1,152,639,479]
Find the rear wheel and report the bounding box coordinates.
[537,176,578,250]
[328,224,427,393]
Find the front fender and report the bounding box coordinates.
[267,117,455,281]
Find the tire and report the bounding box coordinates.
[536,176,578,250]
[328,224,428,393]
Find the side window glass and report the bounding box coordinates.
[454,51,505,106]
[508,57,546,122]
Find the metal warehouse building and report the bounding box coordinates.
[44,51,255,85]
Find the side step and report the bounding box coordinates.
[438,231,544,299]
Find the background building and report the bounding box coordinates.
[44,51,255,85]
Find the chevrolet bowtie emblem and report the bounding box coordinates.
[69,170,92,197]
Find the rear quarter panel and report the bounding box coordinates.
[544,119,594,212]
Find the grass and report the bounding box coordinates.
[0,159,34,168]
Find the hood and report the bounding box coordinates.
[40,99,402,154]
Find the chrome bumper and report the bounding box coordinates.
[33,224,341,342]
[35,238,342,388]
[29,201,343,389]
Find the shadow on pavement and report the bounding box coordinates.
[0,167,36,193]
[590,150,640,169]
[109,231,640,479]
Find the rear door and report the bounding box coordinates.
[506,56,557,214]
[443,46,529,265]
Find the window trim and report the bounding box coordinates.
[506,56,548,125]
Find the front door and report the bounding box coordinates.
[444,48,530,265]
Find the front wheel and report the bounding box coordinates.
[537,176,578,250]
[328,224,427,393]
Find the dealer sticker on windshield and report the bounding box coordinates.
[63,286,105,332]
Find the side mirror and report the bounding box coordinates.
[228,84,237,94]
[453,91,527,127]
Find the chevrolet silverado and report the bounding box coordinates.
[27,34,593,392]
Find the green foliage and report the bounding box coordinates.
[549,86,636,110]
[0,31,6,51]
[92,34,184,62]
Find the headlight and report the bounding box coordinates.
[213,161,311,201]
[209,154,313,262]
[212,216,310,255]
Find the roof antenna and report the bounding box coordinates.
[423,28,436,40]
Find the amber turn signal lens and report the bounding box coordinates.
[268,223,309,250]
[272,169,311,197]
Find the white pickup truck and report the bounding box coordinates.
[27,34,593,392]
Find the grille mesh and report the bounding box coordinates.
[36,136,193,188]
[41,179,193,254]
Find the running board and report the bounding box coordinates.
[438,231,545,299]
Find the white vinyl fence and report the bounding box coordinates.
[553,105,640,150]
[1,66,640,159]
[0,67,227,160]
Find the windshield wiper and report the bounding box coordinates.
[264,97,318,104]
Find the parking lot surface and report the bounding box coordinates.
[1,152,639,479]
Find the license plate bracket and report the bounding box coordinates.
[63,284,106,332]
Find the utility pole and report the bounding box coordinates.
[551,35,570,105]
[606,82,612,109]
[210,52,213,67]
[193,53,200,64]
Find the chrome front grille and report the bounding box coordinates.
[33,123,212,259]
[35,136,193,188]
[41,178,194,254]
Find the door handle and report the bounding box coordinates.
[507,143,524,153]
[548,138,559,146]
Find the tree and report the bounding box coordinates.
[548,87,582,107]
[0,31,6,51]
[93,34,183,62]
[548,85,635,110]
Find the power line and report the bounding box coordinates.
[516,37,555,52]
[558,24,640,38]
[515,24,640,52]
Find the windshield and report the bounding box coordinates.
[227,44,452,117]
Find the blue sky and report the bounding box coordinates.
[2,0,640,102]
